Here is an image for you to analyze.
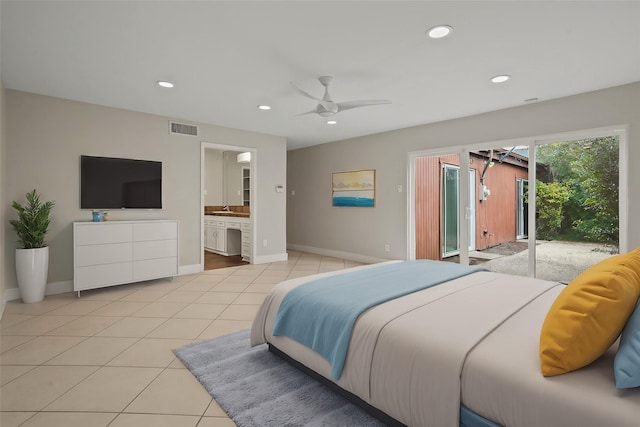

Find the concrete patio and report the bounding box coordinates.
[474,240,618,284]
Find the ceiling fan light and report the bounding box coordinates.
[326,120,337,125]
[427,25,453,39]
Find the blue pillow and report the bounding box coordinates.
[614,300,640,389]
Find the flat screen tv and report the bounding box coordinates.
[80,155,162,209]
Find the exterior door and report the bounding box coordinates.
[442,165,475,257]
[516,178,528,239]
[468,170,476,251]
[442,164,459,257]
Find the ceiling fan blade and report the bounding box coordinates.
[296,108,320,116]
[291,82,335,111]
[291,82,322,102]
[336,100,391,112]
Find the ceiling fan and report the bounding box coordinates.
[292,76,391,117]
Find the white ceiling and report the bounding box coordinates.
[2,1,639,150]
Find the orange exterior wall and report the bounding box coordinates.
[474,156,528,250]
[415,154,459,260]
[415,154,528,260]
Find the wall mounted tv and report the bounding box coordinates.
[80,155,162,209]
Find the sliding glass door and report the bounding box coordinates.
[442,164,476,258]
[516,178,528,239]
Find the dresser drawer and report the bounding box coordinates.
[133,257,178,280]
[75,223,132,245]
[75,262,133,290]
[134,239,178,260]
[133,222,177,241]
[76,243,133,267]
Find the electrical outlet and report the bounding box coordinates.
[384,244,390,252]
[263,239,268,247]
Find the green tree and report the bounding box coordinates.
[532,181,571,240]
[536,137,619,244]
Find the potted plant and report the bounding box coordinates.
[10,189,55,303]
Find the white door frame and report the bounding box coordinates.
[441,164,476,258]
[442,163,460,258]
[468,169,476,251]
[516,178,528,239]
[200,142,257,270]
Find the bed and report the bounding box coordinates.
[250,258,640,427]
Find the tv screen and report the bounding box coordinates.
[80,155,162,209]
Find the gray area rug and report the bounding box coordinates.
[174,329,386,426]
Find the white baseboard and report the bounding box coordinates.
[2,266,216,303]
[3,280,73,304]
[287,244,391,264]
[1,266,207,307]
[4,287,21,302]
[253,252,289,264]
[178,264,203,275]
[47,280,74,295]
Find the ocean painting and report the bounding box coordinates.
[332,170,375,207]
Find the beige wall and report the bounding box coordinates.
[203,149,249,207]
[287,82,640,261]
[204,149,223,206]
[4,90,287,296]
[224,151,248,206]
[0,78,6,313]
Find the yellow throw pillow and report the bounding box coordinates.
[540,251,640,376]
[628,247,640,275]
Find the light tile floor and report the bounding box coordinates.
[0,251,364,427]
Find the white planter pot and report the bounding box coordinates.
[15,247,49,303]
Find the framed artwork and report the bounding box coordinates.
[332,169,375,207]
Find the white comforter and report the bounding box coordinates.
[251,262,640,427]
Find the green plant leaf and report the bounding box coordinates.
[10,189,55,249]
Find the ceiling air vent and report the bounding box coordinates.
[169,121,198,136]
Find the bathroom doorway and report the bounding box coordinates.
[201,142,256,271]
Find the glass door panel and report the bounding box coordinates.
[442,164,459,257]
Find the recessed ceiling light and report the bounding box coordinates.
[157,81,174,88]
[426,25,453,39]
[326,120,337,125]
[490,75,511,83]
[257,105,271,110]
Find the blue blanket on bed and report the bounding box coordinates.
[272,260,489,379]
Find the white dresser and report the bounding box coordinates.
[73,220,178,295]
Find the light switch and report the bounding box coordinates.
[275,185,284,193]
[397,185,403,193]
